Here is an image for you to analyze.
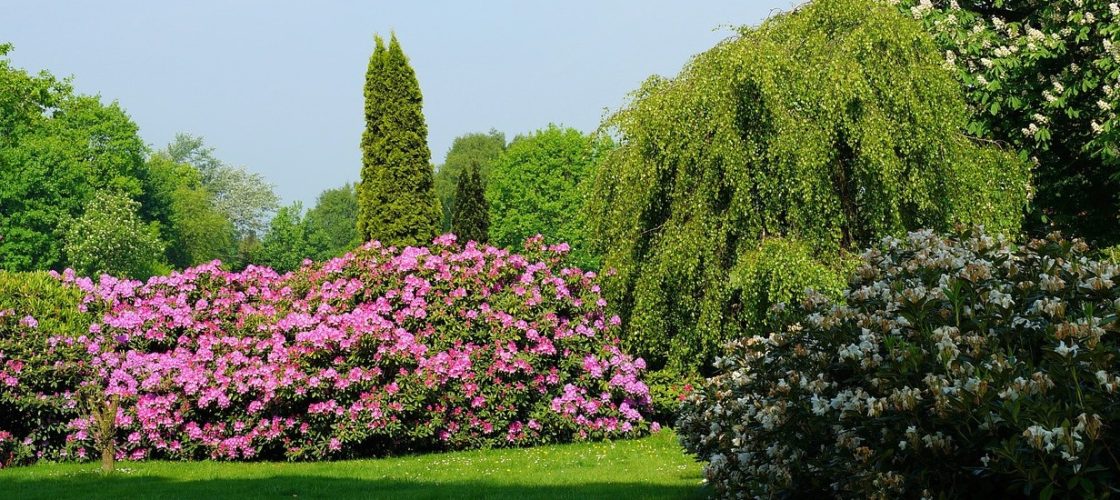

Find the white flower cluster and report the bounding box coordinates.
[910,0,933,19]
[1022,414,1101,462]
[894,0,1120,156]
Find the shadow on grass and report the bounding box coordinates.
[0,474,710,500]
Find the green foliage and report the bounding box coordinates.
[257,184,358,271]
[0,271,89,463]
[487,125,605,268]
[0,45,149,272]
[63,191,166,279]
[897,0,1120,245]
[642,369,702,426]
[259,202,313,273]
[679,229,1120,498]
[451,162,489,243]
[729,238,850,330]
[0,271,87,339]
[162,134,279,240]
[232,233,263,271]
[145,153,234,268]
[356,34,442,247]
[585,0,1031,374]
[304,183,358,260]
[434,130,506,230]
[1104,244,1120,263]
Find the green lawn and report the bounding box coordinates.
[0,430,707,500]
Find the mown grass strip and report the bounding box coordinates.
[0,431,706,500]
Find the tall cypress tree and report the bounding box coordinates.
[356,33,441,247]
[356,36,386,242]
[451,161,488,243]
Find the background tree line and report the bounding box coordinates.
[4,0,1117,382]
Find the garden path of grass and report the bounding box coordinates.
[0,430,707,499]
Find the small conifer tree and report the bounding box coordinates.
[452,162,489,243]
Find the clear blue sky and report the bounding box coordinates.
[4,1,796,206]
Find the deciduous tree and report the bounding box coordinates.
[586,0,1031,374]
[304,183,358,260]
[63,191,166,278]
[0,44,149,272]
[897,0,1120,245]
[487,125,604,268]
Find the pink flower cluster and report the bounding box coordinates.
[1,235,652,464]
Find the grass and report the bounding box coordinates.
[0,430,707,499]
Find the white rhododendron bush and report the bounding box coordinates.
[678,229,1120,499]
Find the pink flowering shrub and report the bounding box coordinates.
[0,235,652,465]
[678,229,1120,498]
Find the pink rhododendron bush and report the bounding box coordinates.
[0,235,652,467]
[678,229,1120,499]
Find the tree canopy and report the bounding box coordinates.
[0,44,150,272]
[259,202,312,273]
[63,191,165,278]
[487,125,605,268]
[434,130,506,230]
[897,0,1120,246]
[356,34,441,247]
[162,134,279,240]
[585,0,1031,374]
[145,153,233,268]
[304,183,359,260]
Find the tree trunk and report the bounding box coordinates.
[100,440,114,474]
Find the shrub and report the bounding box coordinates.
[643,369,701,425]
[0,272,89,467]
[678,229,1120,498]
[1,235,652,465]
[1104,245,1120,264]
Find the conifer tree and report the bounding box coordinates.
[356,36,386,243]
[356,33,441,247]
[451,162,489,243]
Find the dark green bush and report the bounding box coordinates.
[643,369,702,425]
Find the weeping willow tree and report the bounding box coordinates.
[586,0,1031,375]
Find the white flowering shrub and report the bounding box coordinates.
[678,228,1120,498]
[63,191,166,279]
